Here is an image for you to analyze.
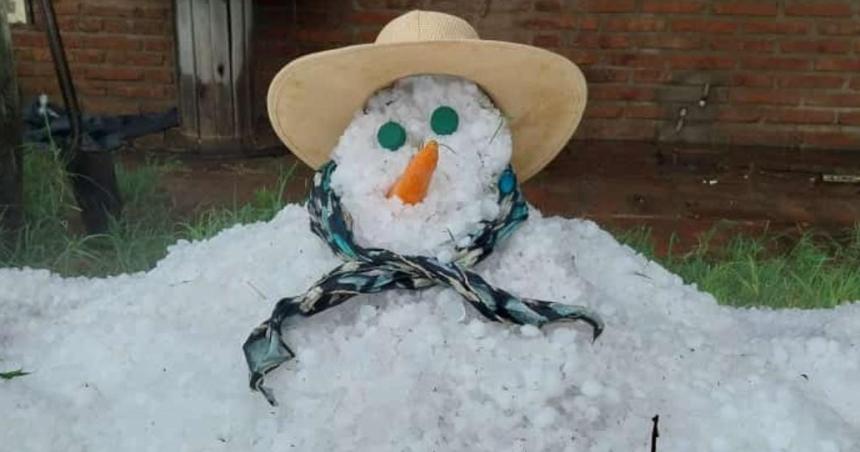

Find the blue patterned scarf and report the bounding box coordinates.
[243,162,604,405]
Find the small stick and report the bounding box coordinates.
[650,415,659,452]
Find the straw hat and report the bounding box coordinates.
[267,10,587,181]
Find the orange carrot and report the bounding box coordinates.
[387,140,439,205]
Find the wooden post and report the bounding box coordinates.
[174,0,254,154]
[1,2,23,240]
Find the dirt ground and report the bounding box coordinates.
[124,140,860,254]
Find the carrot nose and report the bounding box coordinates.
[387,140,439,205]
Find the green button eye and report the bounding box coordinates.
[377,121,406,151]
[431,106,459,135]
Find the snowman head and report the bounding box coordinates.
[329,75,512,258]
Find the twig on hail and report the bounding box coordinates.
[650,414,660,452]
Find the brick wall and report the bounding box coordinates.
[11,0,860,150]
[10,0,174,115]
[257,0,860,150]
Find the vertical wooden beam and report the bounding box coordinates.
[230,0,253,144]
[175,0,199,140]
[174,0,255,153]
[0,2,23,240]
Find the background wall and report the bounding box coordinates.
[11,0,860,150]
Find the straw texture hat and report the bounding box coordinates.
[267,10,587,181]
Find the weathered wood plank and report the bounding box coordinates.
[175,0,199,141]
[208,0,234,136]
[0,2,23,238]
[190,0,216,138]
[230,0,254,142]
[174,0,255,152]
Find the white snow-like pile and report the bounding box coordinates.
[2,208,859,451]
[2,74,860,451]
[330,75,510,257]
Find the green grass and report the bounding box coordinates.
[2,146,858,310]
[617,224,860,309]
[0,147,297,277]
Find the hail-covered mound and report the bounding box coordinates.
[329,75,511,257]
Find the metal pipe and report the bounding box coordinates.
[38,0,81,156]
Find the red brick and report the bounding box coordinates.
[672,19,738,34]
[838,112,860,126]
[731,89,804,105]
[16,62,56,77]
[589,85,657,101]
[583,67,630,83]
[134,20,170,35]
[520,15,577,29]
[802,130,860,149]
[68,49,105,64]
[75,81,108,96]
[710,38,774,52]
[606,53,666,69]
[105,51,165,67]
[633,69,672,83]
[806,93,860,108]
[85,66,143,81]
[573,33,631,49]
[26,47,53,62]
[743,21,810,34]
[604,17,665,32]
[817,21,860,35]
[138,7,170,20]
[717,107,763,123]
[780,39,851,54]
[625,105,666,119]
[349,11,399,25]
[143,37,173,52]
[584,104,624,118]
[80,4,131,17]
[577,119,658,140]
[52,1,81,15]
[101,19,131,34]
[579,17,600,31]
[579,0,636,13]
[718,124,802,147]
[562,49,600,66]
[764,108,835,125]
[816,58,860,72]
[142,68,175,84]
[534,0,562,11]
[777,74,845,89]
[107,84,167,99]
[639,35,702,49]
[532,34,561,47]
[79,35,142,51]
[77,18,103,33]
[731,73,773,87]
[851,77,860,90]
[668,55,736,70]
[12,31,48,47]
[804,94,860,107]
[741,57,811,71]
[714,1,778,16]
[785,2,853,17]
[642,0,706,13]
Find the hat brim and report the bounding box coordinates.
[267,40,587,182]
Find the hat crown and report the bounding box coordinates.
[375,10,480,44]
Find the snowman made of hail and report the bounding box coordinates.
[244,10,603,404]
